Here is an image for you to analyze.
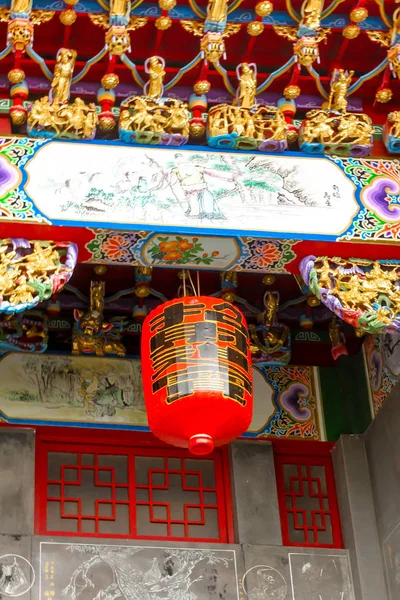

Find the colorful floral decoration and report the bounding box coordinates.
[0,238,78,314]
[238,238,298,271]
[335,157,400,242]
[85,230,299,273]
[245,365,320,440]
[364,334,400,416]
[86,230,143,263]
[0,137,48,222]
[300,255,400,335]
[146,236,221,266]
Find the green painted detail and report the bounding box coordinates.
[320,351,372,441]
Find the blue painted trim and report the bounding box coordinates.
[0,411,150,431]
[4,1,388,29]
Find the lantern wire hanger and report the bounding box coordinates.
[178,269,200,297]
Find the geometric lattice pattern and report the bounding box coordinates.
[275,444,343,548]
[35,432,232,543]
[135,455,220,539]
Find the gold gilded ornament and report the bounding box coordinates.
[99,115,116,130]
[247,21,264,36]
[387,111,400,138]
[28,58,98,144]
[105,26,131,55]
[158,0,176,10]
[7,19,34,50]
[135,283,151,298]
[287,129,298,143]
[376,88,392,103]
[307,295,320,307]
[293,33,330,66]
[342,24,359,39]
[101,72,119,89]
[349,7,368,23]
[59,9,76,25]
[189,121,205,137]
[200,31,227,63]
[328,68,353,112]
[194,80,210,94]
[262,275,276,285]
[51,47,76,103]
[0,241,69,308]
[238,63,257,108]
[119,96,190,138]
[10,107,27,126]
[284,84,301,99]
[301,0,324,31]
[249,292,288,357]
[255,1,273,17]
[110,0,130,18]
[11,0,31,13]
[207,0,229,24]
[208,103,287,143]
[146,56,165,99]
[155,15,171,29]
[64,0,79,5]
[72,281,126,357]
[8,68,25,84]
[312,258,400,332]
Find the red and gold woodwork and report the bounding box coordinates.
[141,296,253,455]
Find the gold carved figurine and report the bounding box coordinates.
[328,68,354,113]
[208,70,287,153]
[0,240,73,310]
[237,63,257,109]
[388,111,400,139]
[119,95,190,144]
[72,281,126,357]
[207,0,228,24]
[11,0,32,14]
[110,0,131,19]
[27,47,98,139]
[310,257,400,334]
[51,48,76,104]
[301,0,324,32]
[384,110,400,152]
[299,68,373,156]
[145,56,166,100]
[249,291,291,365]
[119,55,189,145]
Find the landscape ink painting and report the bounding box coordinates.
[24,143,357,236]
[0,354,146,425]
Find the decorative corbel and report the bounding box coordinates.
[300,255,400,335]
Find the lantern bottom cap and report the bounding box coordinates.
[189,434,214,456]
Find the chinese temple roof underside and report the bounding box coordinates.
[1,0,400,137]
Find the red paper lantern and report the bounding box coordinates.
[141,296,253,455]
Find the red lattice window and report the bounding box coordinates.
[274,441,343,548]
[35,429,234,543]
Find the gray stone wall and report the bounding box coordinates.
[0,427,356,600]
[364,385,400,600]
